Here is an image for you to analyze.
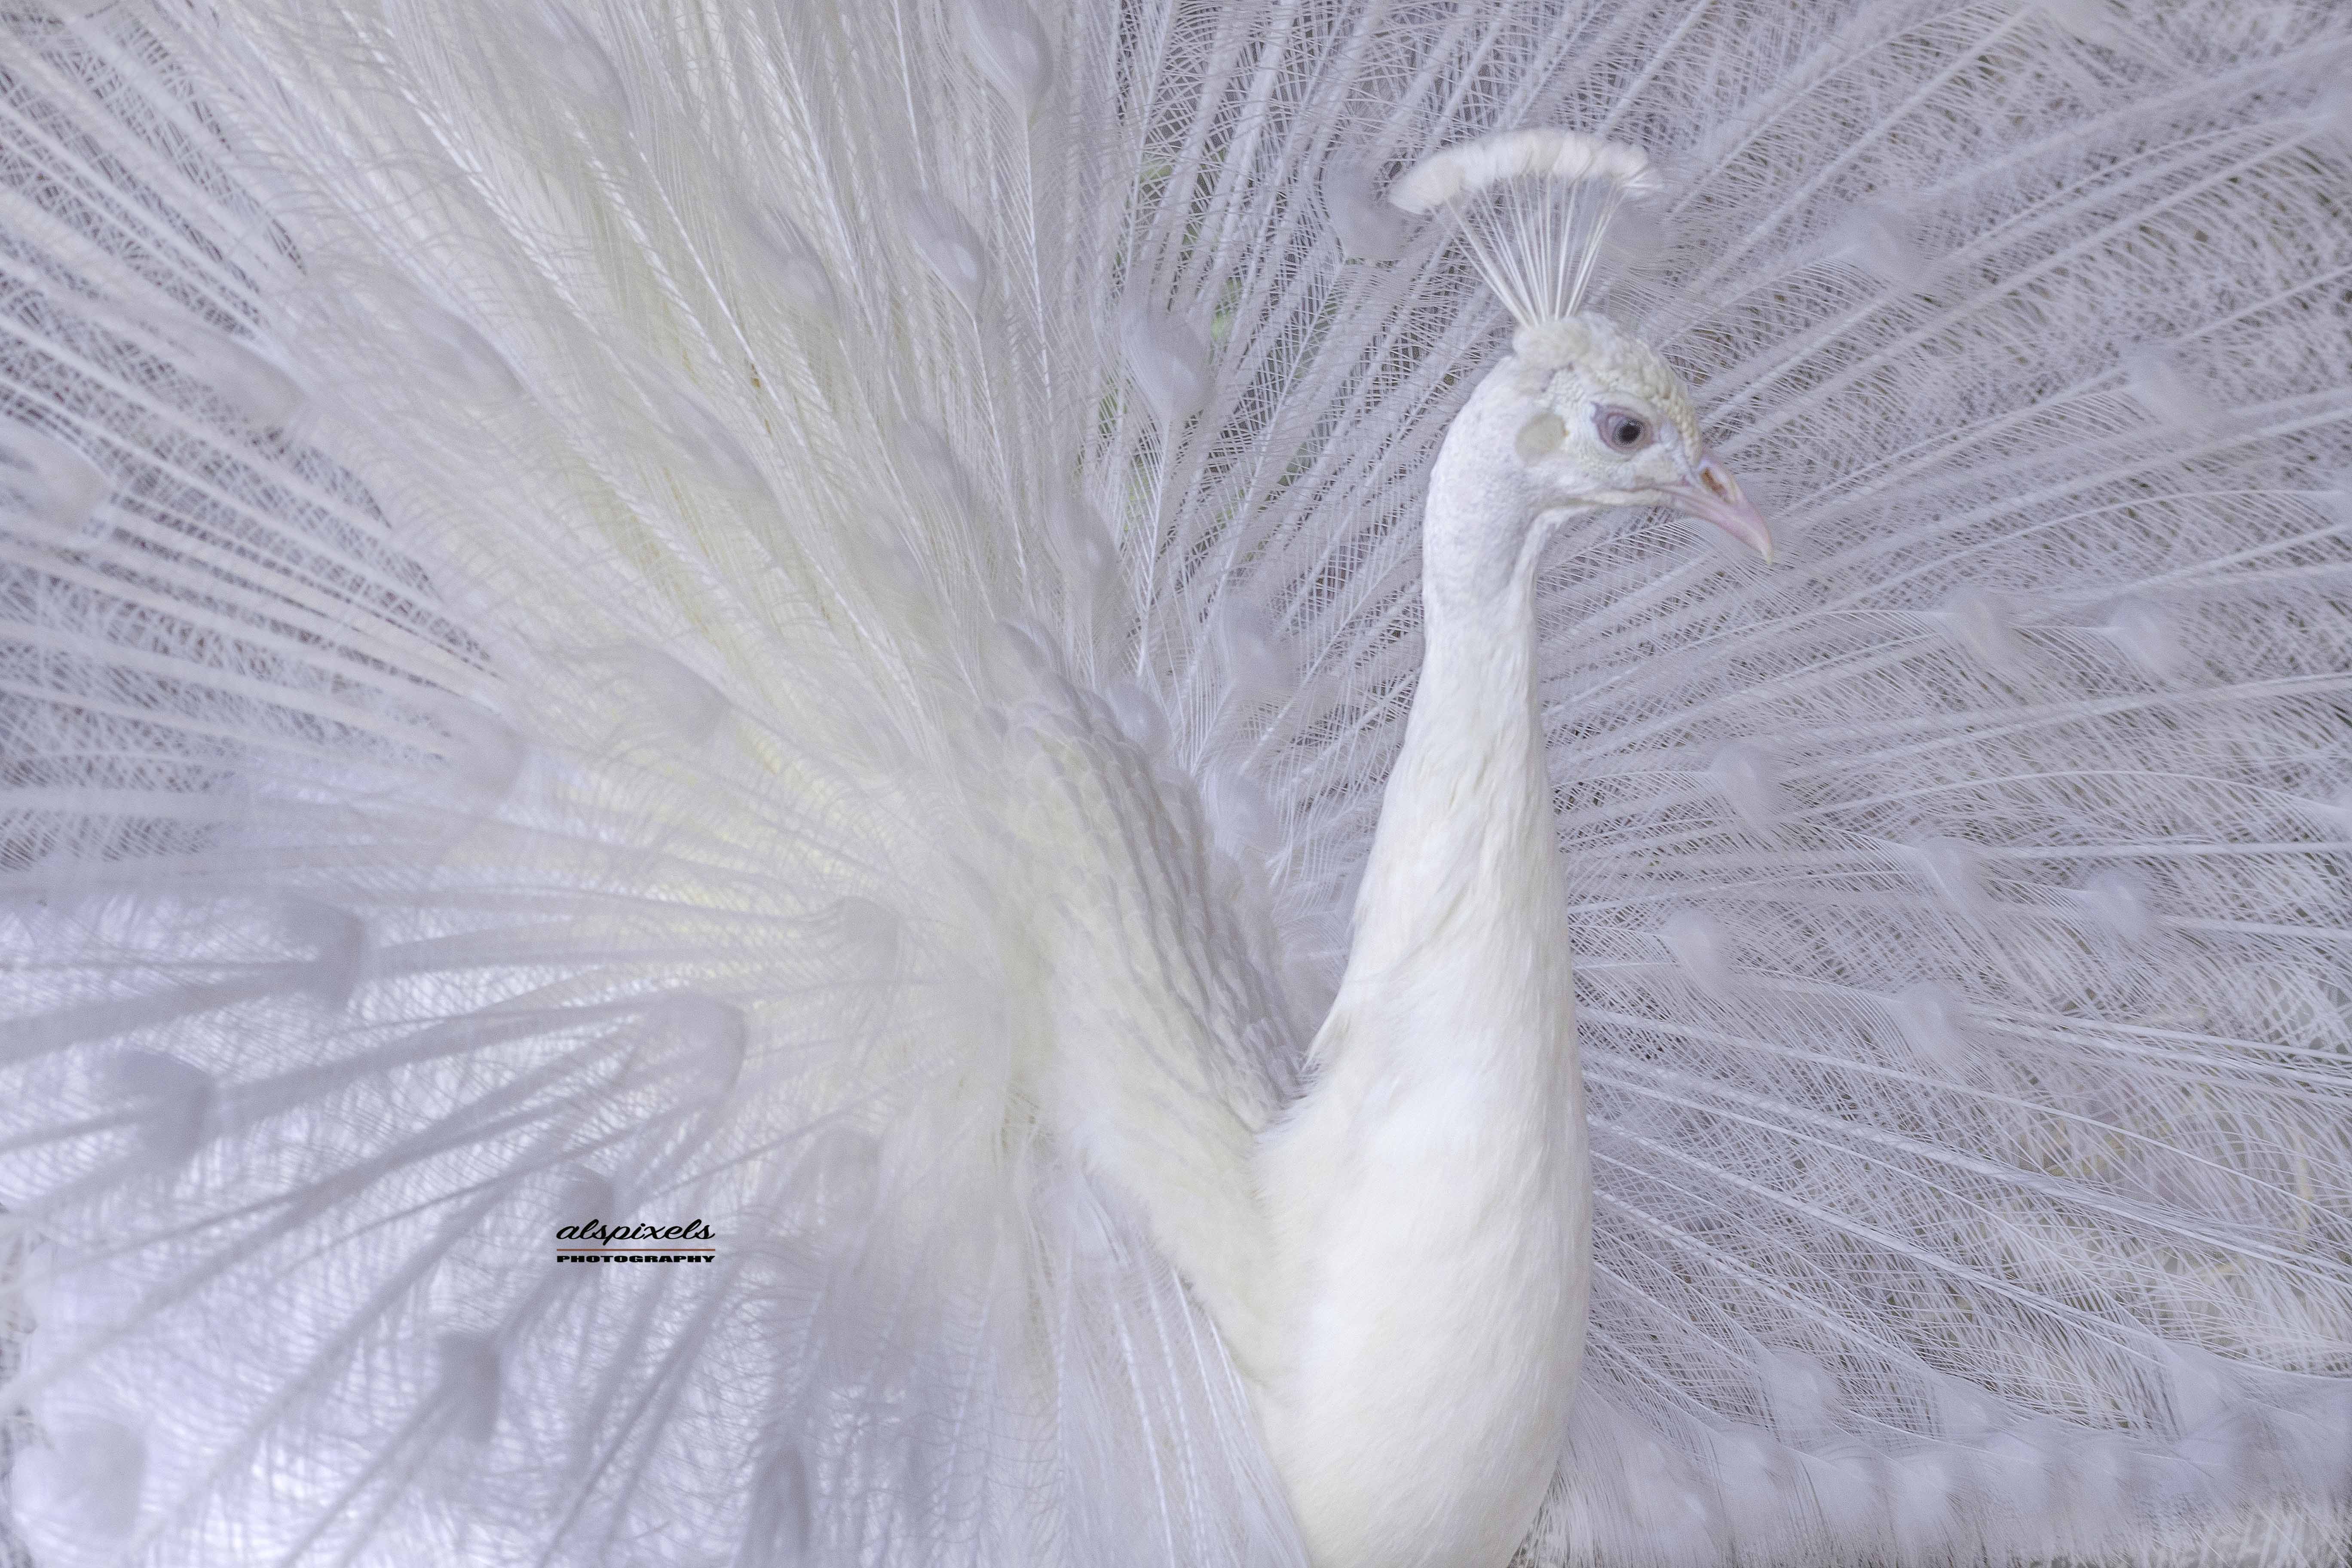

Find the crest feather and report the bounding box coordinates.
[1390,128,1657,328]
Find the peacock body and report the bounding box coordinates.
[1,1,2349,1565]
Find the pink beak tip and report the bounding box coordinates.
[1678,457,1774,564]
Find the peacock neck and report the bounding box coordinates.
[1342,380,1580,994]
[1250,474,1592,1568]
[1347,519,1565,1000]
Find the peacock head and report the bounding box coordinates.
[1493,312,1770,560]
[1396,129,1773,585]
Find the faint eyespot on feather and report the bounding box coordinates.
[1661,909,1733,995]
[1981,1422,2061,1523]
[1047,491,1115,581]
[1705,1427,1797,1523]
[1939,585,2024,673]
[1890,979,1971,1069]
[1320,154,1408,262]
[1205,760,1282,857]
[555,1165,616,1233]
[739,202,840,321]
[1211,595,1293,706]
[1709,741,1782,830]
[956,0,1052,117]
[1123,308,1213,426]
[11,1412,145,1539]
[281,896,368,1009]
[1047,493,1121,647]
[989,617,1068,711]
[1106,678,1169,751]
[104,1049,217,1170]
[434,1333,502,1446]
[1614,1430,1722,1557]
[1758,1349,1841,1444]
[1905,836,1987,914]
[746,1441,816,1559]
[425,695,527,805]
[2104,595,2186,683]
[0,424,110,537]
[1797,1449,1886,1544]
[630,992,749,1103]
[1933,1379,2002,1442]
[2122,343,2210,432]
[892,420,979,530]
[904,193,989,313]
[1050,1168,1121,1262]
[2082,869,2157,945]
[2033,0,2141,55]
[1889,1449,1970,1560]
[610,643,730,746]
[1830,200,1928,292]
[2064,1432,2146,1531]
[2271,1384,2352,1502]
[849,527,927,612]
[2162,1344,2242,1444]
[115,300,304,429]
[394,294,522,405]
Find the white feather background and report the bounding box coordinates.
[0,1,2347,1565]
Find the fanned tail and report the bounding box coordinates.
[2,2,2349,1566]
[0,3,1308,1562]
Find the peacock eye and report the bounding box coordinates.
[1596,407,1652,453]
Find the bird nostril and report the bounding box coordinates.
[1701,465,1733,501]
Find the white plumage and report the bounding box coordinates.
[1,2,2349,1566]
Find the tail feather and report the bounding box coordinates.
[3,1,2350,1565]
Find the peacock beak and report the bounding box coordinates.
[1666,455,1773,563]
